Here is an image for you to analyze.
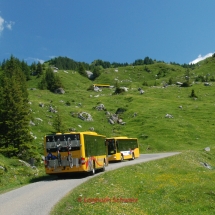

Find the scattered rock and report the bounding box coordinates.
[109,119,115,124]
[39,103,44,107]
[49,105,57,113]
[204,82,210,86]
[165,114,173,118]
[30,121,35,126]
[78,112,93,121]
[94,104,105,111]
[205,147,210,152]
[55,88,65,94]
[140,90,144,94]
[200,162,212,169]
[35,118,43,122]
[0,166,5,171]
[89,127,94,131]
[69,127,76,132]
[19,159,30,167]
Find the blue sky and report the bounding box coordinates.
[0,0,215,65]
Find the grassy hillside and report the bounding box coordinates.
[1,56,215,193]
[51,150,215,215]
[27,57,215,156]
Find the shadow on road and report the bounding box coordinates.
[29,172,91,183]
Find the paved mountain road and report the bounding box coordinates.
[0,152,180,215]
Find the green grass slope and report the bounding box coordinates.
[51,150,215,215]
[27,58,215,155]
[1,57,215,194]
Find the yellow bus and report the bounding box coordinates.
[44,131,108,176]
[93,84,110,88]
[105,137,139,162]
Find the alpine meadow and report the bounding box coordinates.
[1,55,215,214]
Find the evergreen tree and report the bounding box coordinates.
[78,63,88,77]
[38,67,63,92]
[30,62,37,76]
[168,77,173,85]
[53,74,63,89]
[37,75,47,90]
[143,56,154,65]
[0,56,34,158]
[45,67,56,91]
[92,66,101,80]
[52,113,66,133]
[36,62,43,77]
[45,67,63,92]
[1,59,6,70]
[21,60,31,81]
[190,89,197,98]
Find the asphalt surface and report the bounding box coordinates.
[0,152,180,215]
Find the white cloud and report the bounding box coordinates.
[0,16,4,35]
[5,21,15,30]
[0,16,15,35]
[49,55,57,59]
[25,57,45,64]
[189,53,214,64]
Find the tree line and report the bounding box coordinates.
[48,56,153,70]
[0,56,37,160]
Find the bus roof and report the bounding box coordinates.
[45,131,106,136]
[106,136,137,139]
[93,84,110,87]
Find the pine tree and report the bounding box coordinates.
[190,89,197,98]
[38,67,63,92]
[52,113,66,133]
[36,62,43,77]
[78,63,88,77]
[21,60,31,81]
[0,56,34,159]
[45,67,60,92]
[30,62,37,75]
[92,66,101,80]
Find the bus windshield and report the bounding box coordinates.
[106,139,116,155]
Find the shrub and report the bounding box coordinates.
[190,89,198,98]
[181,81,191,87]
[113,87,125,95]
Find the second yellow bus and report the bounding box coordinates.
[105,136,139,162]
